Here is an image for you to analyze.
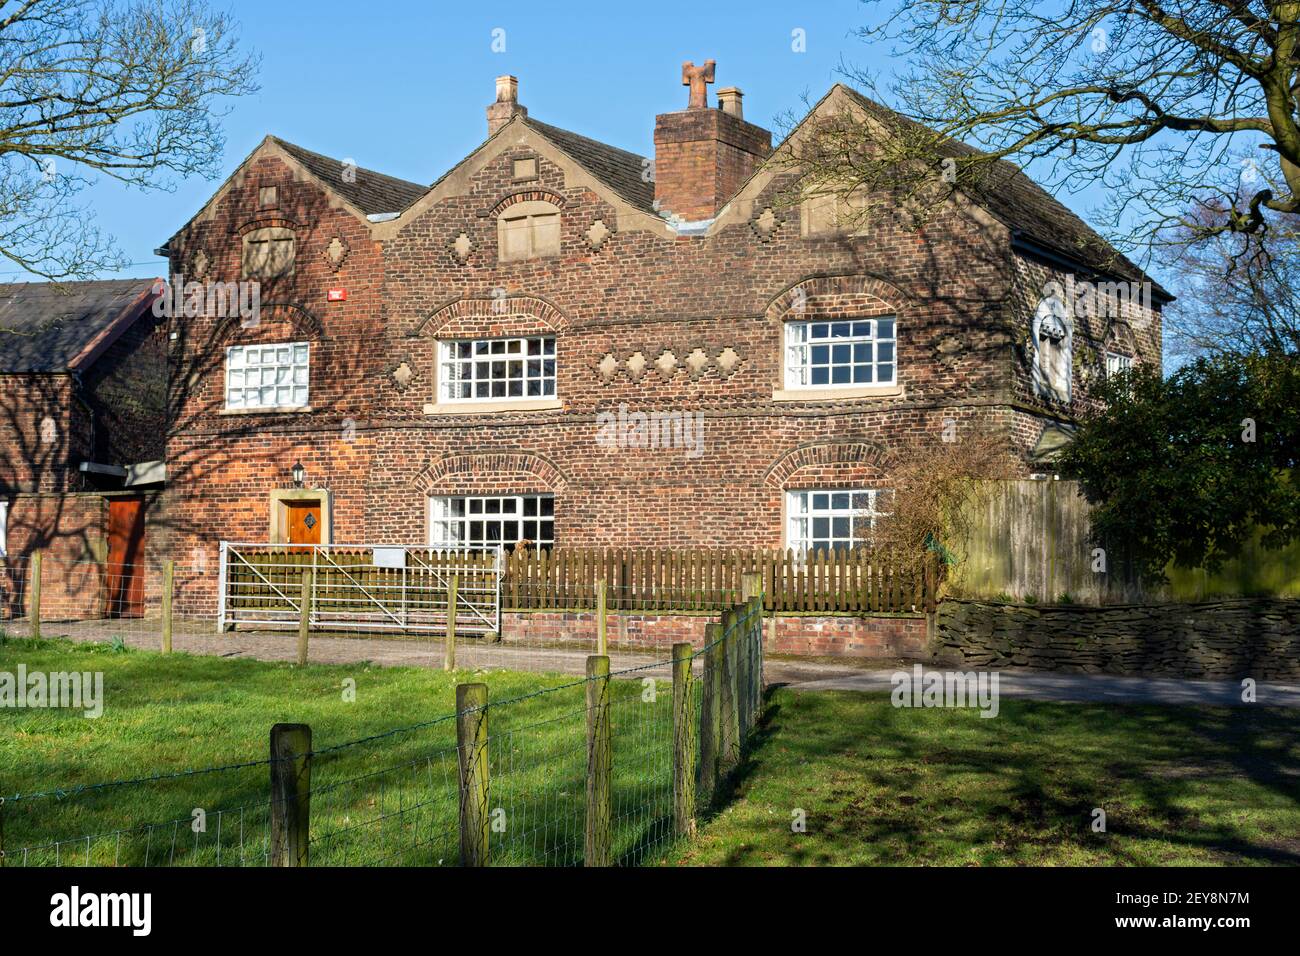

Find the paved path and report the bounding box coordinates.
[25,619,1300,707]
[785,668,1300,708]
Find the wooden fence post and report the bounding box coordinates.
[749,595,765,730]
[595,578,607,655]
[671,641,696,840]
[296,569,311,667]
[445,574,459,672]
[269,723,312,866]
[456,682,489,866]
[735,605,754,741]
[585,654,612,866]
[719,608,741,772]
[161,559,175,653]
[698,622,723,799]
[739,574,761,738]
[29,551,41,641]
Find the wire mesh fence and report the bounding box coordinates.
[1,590,766,867]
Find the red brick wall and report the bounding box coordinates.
[0,374,92,493]
[0,491,168,621]
[504,609,928,658]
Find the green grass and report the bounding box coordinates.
[668,688,1300,866]
[0,637,673,867]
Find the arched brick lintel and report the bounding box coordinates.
[763,441,888,489]
[412,451,570,495]
[763,274,910,324]
[415,293,572,337]
[486,188,567,216]
[215,301,325,343]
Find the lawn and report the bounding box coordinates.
[0,637,674,867]
[668,688,1300,866]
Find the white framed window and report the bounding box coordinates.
[226,343,310,410]
[438,336,556,402]
[428,494,554,550]
[1105,351,1133,377]
[498,201,561,261]
[785,318,896,389]
[0,500,7,558]
[786,489,891,554]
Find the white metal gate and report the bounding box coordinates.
[217,542,503,636]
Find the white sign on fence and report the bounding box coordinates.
[372,547,407,569]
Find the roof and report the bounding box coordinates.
[269,136,429,216]
[836,87,1169,298]
[522,119,655,212]
[0,279,159,374]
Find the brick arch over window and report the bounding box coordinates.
[1105,320,1138,354]
[235,216,301,236]
[485,188,567,217]
[412,293,572,337]
[764,274,910,324]
[215,302,324,342]
[763,441,888,490]
[413,451,569,495]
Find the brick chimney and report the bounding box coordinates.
[487,75,527,137]
[653,62,771,222]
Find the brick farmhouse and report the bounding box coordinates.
[0,279,167,617]
[152,66,1165,582]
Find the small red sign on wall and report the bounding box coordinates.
[327,288,347,302]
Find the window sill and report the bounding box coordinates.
[772,386,902,402]
[423,399,563,415]
[220,405,314,416]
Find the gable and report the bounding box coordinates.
[372,117,671,241]
[161,136,429,253]
[712,84,1167,297]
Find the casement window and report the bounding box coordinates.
[784,318,896,389]
[241,226,295,279]
[499,201,561,261]
[438,336,556,402]
[786,489,891,554]
[226,343,310,410]
[0,500,7,558]
[428,494,555,550]
[1105,351,1133,377]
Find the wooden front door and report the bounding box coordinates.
[105,496,146,618]
[286,500,322,548]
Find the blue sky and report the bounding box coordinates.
[9,0,1117,282]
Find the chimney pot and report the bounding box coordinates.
[717,87,743,119]
[495,75,518,104]
[487,74,527,137]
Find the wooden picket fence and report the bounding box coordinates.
[506,547,938,614]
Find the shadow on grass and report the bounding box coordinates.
[682,690,1300,867]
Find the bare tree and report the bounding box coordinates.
[788,1,1300,262]
[0,0,259,279]
[1160,189,1300,357]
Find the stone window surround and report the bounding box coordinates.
[224,341,311,411]
[511,155,539,182]
[800,186,869,238]
[772,317,903,402]
[268,488,333,545]
[424,323,564,416]
[498,199,562,262]
[242,225,296,279]
[784,487,892,554]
